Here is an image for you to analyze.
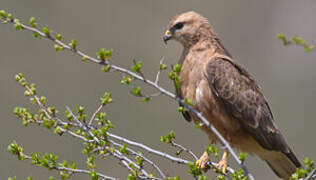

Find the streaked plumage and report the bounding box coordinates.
[163,11,301,179]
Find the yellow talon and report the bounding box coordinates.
[216,150,229,173]
[196,151,210,172]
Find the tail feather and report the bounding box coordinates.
[260,150,301,179]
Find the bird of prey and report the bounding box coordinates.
[163,11,301,179]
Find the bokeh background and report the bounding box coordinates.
[1,0,315,179]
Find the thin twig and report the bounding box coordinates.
[155,57,165,84]
[107,132,189,164]
[57,167,116,180]
[133,59,147,83]
[109,139,167,179]
[170,141,198,161]
[88,103,103,126]
[305,169,315,180]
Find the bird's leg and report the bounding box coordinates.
[216,149,229,173]
[196,151,210,172]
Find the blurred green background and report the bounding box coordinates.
[1,0,315,179]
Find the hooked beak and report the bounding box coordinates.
[163,30,172,44]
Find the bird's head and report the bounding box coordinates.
[163,11,212,48]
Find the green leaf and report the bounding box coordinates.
[77,106,85,114]
[133,87,141,96]
[206,144,215,155]
[173,64,182,73]
[101,92,112,105]
[292,36,305,45]
[55,33,62,41]
[68,39,77,49]
[135,156,143,167]
[174,76,181,89]
[131,61,143,72]
[54,44,63,51]
[121,76,132,85]
[54,126,63,135]
[231,169,248,180]
[86,156,96,169]
[119,144,129,155]
[277,33,290,46]
[194,122,203,129]
[159,63,168,70]
[8,141,23,156]
[90,171,99,180]
[29,17,37,27]
[238,152,248,163]
[165,177,180,180]
[33,32,39,38]
[40,153,58,169]
[96,48,112,61]
[217,175,226,180]
[142,97,151,103]
[127,174,136,180]
[304,45,314,52]
[39,96,46,105]
[65,109,73,121]
[42,26,50,36]
[160,131,175,143]
[168,71,176,80]
[177,106,184,112]
[43,118,55,129]
[184,98,193,106]
[14,19,23,30]
[188,162,202,177]
[0,10,7,19]
[70,161,77,169]
[101,64,111,72]
[7,13,13,20]
[14,73,23,81]
[31,153,40,165]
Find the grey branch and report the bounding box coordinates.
[170,141,198,161]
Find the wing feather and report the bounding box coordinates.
[204,57,301,167]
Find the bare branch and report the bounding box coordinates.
[170,141,198,161]
[107,132,189,164]
[88,103,103,126]
[108,139,167,179]
[155,57,165,84]
[305,169,316,180]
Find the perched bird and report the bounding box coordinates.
[163,11,301,179]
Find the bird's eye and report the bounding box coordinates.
[174,22,184,29]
